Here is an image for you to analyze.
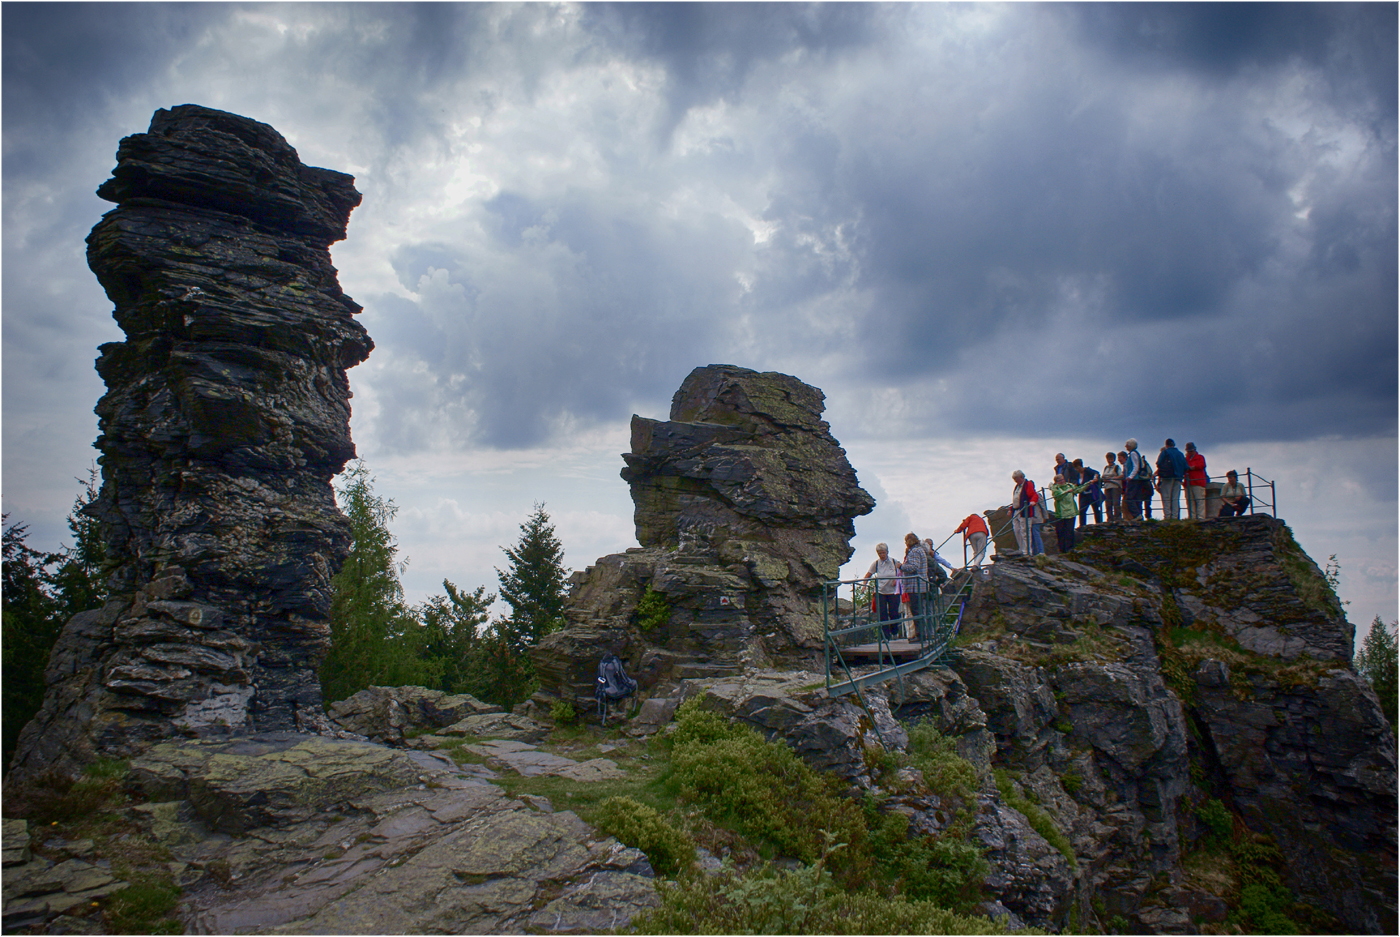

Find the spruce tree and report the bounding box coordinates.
[320,462,437,703]
[495,502,569,651]
[1356,615,1398,729]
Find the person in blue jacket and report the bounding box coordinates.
[1155,439,1188,520]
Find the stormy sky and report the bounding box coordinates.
[3,3,1396,627]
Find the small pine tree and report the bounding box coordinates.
[320,462,438,703]
[49,466,109,618]
[495,502,569,651]
[416,580,494,696]
[1355,615,1398,729]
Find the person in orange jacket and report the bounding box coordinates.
[954,513,990,567]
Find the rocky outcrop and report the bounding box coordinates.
[9,105,372,784]
[948,517,1396,934]
[530,364,873,713]
[5,733,658,934]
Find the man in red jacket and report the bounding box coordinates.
[954,513,990,567]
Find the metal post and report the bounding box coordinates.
[1246,468,1255,515]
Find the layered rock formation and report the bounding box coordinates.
[9,105,372,783]
[530,364,873,711]
[946,516,1396,933]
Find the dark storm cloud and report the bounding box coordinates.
[581,2,882,137]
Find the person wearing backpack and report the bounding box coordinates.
[899,533,930,638]
[1008,471,1037,554]
[1156,439,1188,520]
[1122,439,1152,521]
[1184,442,1208,520]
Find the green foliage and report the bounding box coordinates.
[1235,883,1300,935]
[495,501,569,650]
[415,580,494,694]
[634,586,671,633]
[1196,798,1233,842]
[593,795,696,877]
[631,851,1018,935]
[865,807,987,910]
[994,770,1076,868]
[1355,615,1398,728]
[551,699,578,726]
[103,874,183,935]
[904,721,980,812]
[668,704,869,880]
[320,462,439,703]
[3,470,109,768]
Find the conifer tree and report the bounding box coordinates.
[1356,615,1398,729]
[320,462,437,703]
[495,502,569,651]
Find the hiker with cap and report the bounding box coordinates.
[1219,470,1251,517]
[1074,458,1102,526]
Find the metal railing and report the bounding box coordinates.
[822,564,977,706]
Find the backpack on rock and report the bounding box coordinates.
[595,653,638,724]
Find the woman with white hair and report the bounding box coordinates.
[863,542,902,638]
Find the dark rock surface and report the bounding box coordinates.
[9,105,372,784]
[530,365,873,712]
[949,518,1396,934]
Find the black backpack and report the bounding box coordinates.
[595,653,637,722]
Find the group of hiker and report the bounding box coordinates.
[1008,438,1254,556]
[861,533,958,640]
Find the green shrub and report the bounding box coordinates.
[550,699,577,726]
[635,586,671,632]
[594,796,695,877]
[1237,883,1300,935]
[631,855,1017,935]
[867,808,987,910]
[670,726,868,876]
[904,721,980,809]
[1196,798,1232,841]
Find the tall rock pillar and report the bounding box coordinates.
[9,105,372,781]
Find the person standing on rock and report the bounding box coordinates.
[864,543,902,639]
[1049,474,1093,552]
[1122,440,1151,520]
[1183,442,1208,520]
[1074,458,1102,526]
[1053,452,1078,484]
[1008,471,1038,554]
[1156,439,1187,519]
[1101,451,1123,523]
[900,533,930,639]
[954,513,990,567]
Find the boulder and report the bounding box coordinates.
[327,686,504,743]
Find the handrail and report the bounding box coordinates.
[822,565,977,706]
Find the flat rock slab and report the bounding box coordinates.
[466,743,626,780]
